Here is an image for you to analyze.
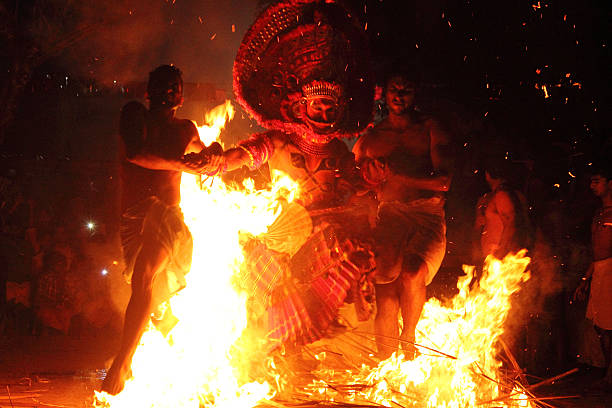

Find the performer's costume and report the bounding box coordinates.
[233,0,375,347]
[121,196,193,307]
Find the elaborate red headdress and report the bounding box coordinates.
[233,0,374,144]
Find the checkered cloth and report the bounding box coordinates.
[243,224,366,347]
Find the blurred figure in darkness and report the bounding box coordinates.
[574,164,612,391]
[473,158,532,262]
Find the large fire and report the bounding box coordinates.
[96,101,533,408]
[309,252,533,408]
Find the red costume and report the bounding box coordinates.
[232,0,375,347]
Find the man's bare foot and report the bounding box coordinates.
[101,358,132,395]
[399,336,417,360]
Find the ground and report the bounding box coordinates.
[1,325,611,407]
[0,268,610,407]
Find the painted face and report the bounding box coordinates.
[385,76,416,115]
[301,96,342,133]
[306,97,339,124]
[590,175,611,197]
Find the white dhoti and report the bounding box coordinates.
[586,257,612,330]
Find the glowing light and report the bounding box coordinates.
[101,269,109,276]
[86,221,96,231]
[194,100,235,147]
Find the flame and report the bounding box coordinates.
[95,101,291,407]
[96,100,535,407]
[195,100,235,147]
[309,251,533,408]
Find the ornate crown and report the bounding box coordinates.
[302,80,342,103]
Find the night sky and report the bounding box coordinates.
[0,0,608,200]
[2,0,609,160]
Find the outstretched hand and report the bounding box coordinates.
[182,142,225,175]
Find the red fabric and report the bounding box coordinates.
[246,225,363,346]
[241,242,284,305]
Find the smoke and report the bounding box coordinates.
[50,0,258,89]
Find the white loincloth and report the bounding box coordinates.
[586,257,612,330]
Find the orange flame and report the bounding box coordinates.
[309,251,533,407]
[195,100,235,147]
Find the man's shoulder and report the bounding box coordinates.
[370,118,394,133]
[175,117,197,129]
[121,101,148,119]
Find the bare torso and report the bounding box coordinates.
[354,112,448,202]
[475,184,530,257]
[120,104,200,211]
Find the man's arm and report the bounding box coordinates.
[387,118,453,192]
[120,105,203,173]
[184,131,277,175]
[393,173,451,191]
[427,117,454,190]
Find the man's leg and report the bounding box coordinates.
[398,254,428,359]
[102,235,169,395]
[595,326,612,385]
[375,282,400,359]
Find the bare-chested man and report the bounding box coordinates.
[353,73,453,359]
[574,166,612,391]
[101,65,208,395]
[474,160,531,261]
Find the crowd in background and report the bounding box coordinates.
[0,166,120,340]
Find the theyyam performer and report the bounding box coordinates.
[185,0,376,349]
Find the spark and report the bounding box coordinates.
[210,33,217,40]
[86,221,95,231]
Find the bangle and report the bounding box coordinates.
[237,145,255,169]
